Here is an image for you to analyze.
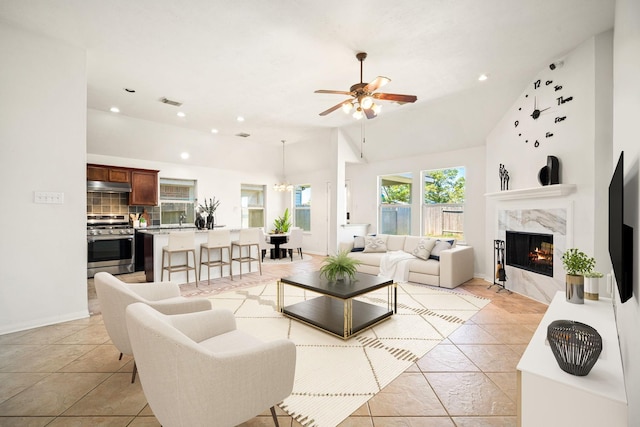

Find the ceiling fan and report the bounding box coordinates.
[315,52,417,119]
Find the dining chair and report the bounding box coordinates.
[231,228,262,278]
[280,228,303,261]
[258,227,275,261]
[199,229,232,284]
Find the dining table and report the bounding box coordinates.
[266,232,289,259]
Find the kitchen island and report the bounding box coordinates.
[137,226,242,283]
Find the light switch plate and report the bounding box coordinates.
[34,191,64,204]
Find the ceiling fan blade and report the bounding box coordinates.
[319,99,352,116]
[364,108,377,119]
[364,76,390,93]
[373,92,418,104]
[314,89,353,96]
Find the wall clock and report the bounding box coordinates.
[514,66,573,148]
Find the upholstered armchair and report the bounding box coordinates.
[94,272,211,383]
[125,302,296,427]
[280,228,303,261]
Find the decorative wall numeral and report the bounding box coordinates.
[534,79,541,89]
[514,120,519,128]
[545,80,553,86]
[554,85,563,91]
[557,95,573,105]
[534,140,540,147]
[546,132,554,138]
[555,116,567,123]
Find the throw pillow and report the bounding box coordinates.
[363,235,388,253]
[412,238,437,260]
[352,235,366,252]
[429,240,453,260]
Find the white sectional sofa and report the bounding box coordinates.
[339,234,474,289]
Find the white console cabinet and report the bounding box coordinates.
[517,292,627,427]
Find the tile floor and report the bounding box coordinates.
[0,254,547,426]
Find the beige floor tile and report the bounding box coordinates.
[6,324,88,345]
[57,324,112,345]
[486,372,518,401]
[416,343,479,372]
[337,416,375,427]
[0,344,97,373]
[451,416,517,427]
[477,323,535,344]
[0,345,41,371]
[0,372,49,403]
[45,416,135,426]
[457,345,522,372]
[447,325,501,345]
[371,417,455,426]
[58,344,131,373]
[63,373,148,416]
[368,373,447,417]
[425,372,516,416]
[0,417,54,426]
[0,372,110,416]
[239,415,293,426]
[126,416,162,426]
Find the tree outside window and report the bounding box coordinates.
[422,167,465,241]
[379,173,412,235]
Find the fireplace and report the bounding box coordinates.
[506,231,554,277]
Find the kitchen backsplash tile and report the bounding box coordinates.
[87,192,160,225]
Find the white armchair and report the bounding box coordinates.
[125,302,296,427]
[94,272,211,383]
[280,228,303,261]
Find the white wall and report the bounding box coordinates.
[346,145,487,276]
[0,23,88,334]
[485,32,613,300]
[612,0,640,420]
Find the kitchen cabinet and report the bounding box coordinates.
[87,164,130,183]
[130,169,158,206]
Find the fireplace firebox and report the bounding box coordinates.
[506,231,554,277]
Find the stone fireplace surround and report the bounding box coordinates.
[487,184,576,303]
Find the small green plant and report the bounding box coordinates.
[561,248,595,276]
[584,271,604,278]
[319,250,361,282]
[273,208,291,233]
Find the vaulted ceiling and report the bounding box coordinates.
[0,0,614,170]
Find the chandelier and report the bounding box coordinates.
[274,140,293,192]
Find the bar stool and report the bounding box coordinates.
[199,229,232,285]
[161,231,198,284]
[231,228,262,278]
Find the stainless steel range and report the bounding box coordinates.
[87,214,135,278]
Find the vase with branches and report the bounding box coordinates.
[199,197,221,229]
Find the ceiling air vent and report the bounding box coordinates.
[235,132,251,138]
[159,97,183,107]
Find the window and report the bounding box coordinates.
[422,167,465,241]
[159,178,196,225]
[241,184,265,228]
[379,173,412,235]
[294,185,311,231]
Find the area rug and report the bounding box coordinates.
[208,282,490,427]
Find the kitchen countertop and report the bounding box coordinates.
[136,225,232,235]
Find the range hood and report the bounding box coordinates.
[87,180,132,193]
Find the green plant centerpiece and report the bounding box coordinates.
[273,208,291,234]
[319,250,361,282]
[561,248,595,304]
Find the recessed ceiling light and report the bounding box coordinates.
[180,152,189,159]
[177,112,186,117]
[236,116,245,122]
[211,128,219,134]
[110,107,120,113]
[478,74,488,81]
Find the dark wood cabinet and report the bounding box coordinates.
[87,164,130,183]
[130,169,158,206]
[87,163,159,206]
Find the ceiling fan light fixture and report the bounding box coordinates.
[342,102,353,114]
[361,95,374,109]
[372,103,382,115]
[353,108,363,120]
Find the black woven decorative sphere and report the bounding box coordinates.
[547,320,602,376]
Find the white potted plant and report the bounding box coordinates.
[584,271,603,301]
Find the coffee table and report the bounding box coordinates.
[277,271,396,339]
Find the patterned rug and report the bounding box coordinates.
[208,281,490,427]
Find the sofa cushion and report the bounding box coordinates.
[348,251,386,265]
[408,258,440,275]
[352,235,366,252]
[430,240,453,260]
[385,235,406,251]
[411,238,438,260]
[363,235,388,253]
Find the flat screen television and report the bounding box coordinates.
[608,151,633,303]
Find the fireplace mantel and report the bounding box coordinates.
[484,184,576,201]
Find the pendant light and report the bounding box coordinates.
[274,140,293,192]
